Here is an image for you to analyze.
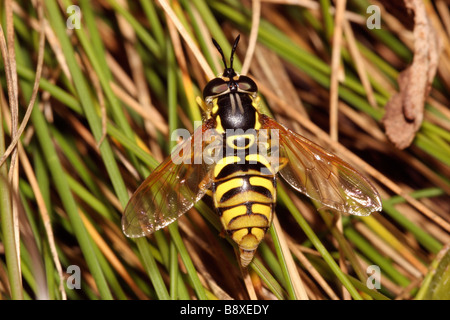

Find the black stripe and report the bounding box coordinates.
[215,173,269,183]
[220,185,273,203]
[215,163,270,180]
[216,202,273,215]
[227,226,269,236]
[219,185,242,203]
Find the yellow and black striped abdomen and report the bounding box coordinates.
[212,135,276,267]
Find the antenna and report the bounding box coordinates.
[212,35,241,70]
[230,35,240,70]
[212,38,228,69]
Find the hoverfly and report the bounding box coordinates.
[122,35,382,267]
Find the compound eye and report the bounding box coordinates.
[203,78,228,100]
[237,75,257,92]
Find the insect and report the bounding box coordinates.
[122,35,382,267]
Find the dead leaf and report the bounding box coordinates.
[381,0,442,149]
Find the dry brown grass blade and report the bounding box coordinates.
[18,143,66,299]
[79,51,107,148]
[329,0,346,142]
[261,0,366,24]
[102,220,145,272]
[110,82,169,135]
[0,5,21,285]
[11,2,72,82]
[328,0,349,299]
[105,53,137,97]
[354,222,426,277]
[115,0,160,152]
[0,25,40,279]
[251,44,307,117]
[272,215,308,299]
[286,235,339,300]
[343,19,377,108]
[158,0,214,80]
[5,0,18,182]
[430,1,450,89]
[0,259,11,297]
[80,212,148,299]
[166,6,199,129]
[183,239,235,300]
[240,266,258,300]
[436,0,450,37]
[241,0,261,75]
[0,0,45,168]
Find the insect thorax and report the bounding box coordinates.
[213,92,258,131]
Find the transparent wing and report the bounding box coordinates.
[261,115,382,216]
[122,122,218,237]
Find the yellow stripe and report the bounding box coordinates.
[232,228,267,251]
[215,178,244,203]
[226,134,255,150]
[217,190,273,207]
[214,156,240,177]
[205,189,213,197]
[212,99,219,114]
[228,214,269,230]
[245,154,274,174]
[215,115,224,133]
[249,176,274,193]
[252,203,272,221]
[254,111,261,130]
[231,229,248,244]
[251,228,265,242]
[221,205,247,228]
